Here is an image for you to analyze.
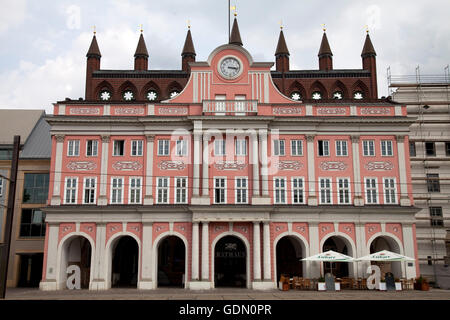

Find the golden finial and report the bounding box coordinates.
[279,20,283,30]
[321,24,326,32]
[365,25,369,34]
[93,25,96,35]
[187,19,191,29]
[230,4,237,16]
[139,24,143,33]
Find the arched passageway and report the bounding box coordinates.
[370,236,402,278]
[214,235,247,288]
[323,236,351,277]
[276,236,304,281]
[111,236,139,288]
[61,236,92,289]
[157,236,186,287]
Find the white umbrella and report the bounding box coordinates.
[355,250,415,262]
[302,250,354,277]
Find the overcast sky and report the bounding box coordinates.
[0,0,449,113]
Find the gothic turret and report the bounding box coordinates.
[275,28,290,73]
[181,27,196,72]
[85,33,101,100]
[229,16,243,46]
[318,31,333,71]
[134,32,149,71]
[361,32,377,98]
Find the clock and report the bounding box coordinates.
[218,56,242,79]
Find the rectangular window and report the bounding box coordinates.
[67,140,80,156]
[425,142,436,156]
[19,209,46,238]
[214,139,226,156]
[291,140,303,156]
[86,140,98,157]
[363,140,375,156]
[318,140,329,156]
[409,141,416,157]
[111,177,123,204]
[0,177,3,196]
[381,140,393,156]
[319,178,332,204]
[175,177,188,204]
[176,140,187,156]
[426,174,440,192]
[131,140,143,156]
[23,173,49,204]
[274,177,286,204]
[383,178,397,204]
[158,140,170,156]
[446,142,450,156]
[157,177,169,204]
[235,139,247,156]
[430,207,444,227]
[274,140,285,156]
[64,177,77,204]
[291,177,304,204]
[337,178,350,204]
[83,177,96,204]
[113,140,125,156]
[235,178,248,204]
[336,140,348,156]
[365,178,378,204]
[129,177,142,204]
[214,178,226,204]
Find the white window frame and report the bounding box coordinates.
[67,140,80,157]
[214,177,227,204]
[363,140,375,156]
[64,177,78,204]
[383,177,397,204]
[381,140,394,156]
[319,177,333,204]
[113,140,125,156]
[235,177,248,204]
[364,177,378,204]
[82,177,97,204]
[291,140,303,156]
[336,140,348,157]
[318,140,330,157]
[291,177,305,204]
[235,139,247,156]
[157,139,170,156]
[86,140,98,157]
[337,177,351,205]
[176,140,188,156]
[214,139,226,156]
[110,177,124,204]
[131,140,144,156]
[273,140,285,156]
[273,177,287,204]
[156,177,170,204]
[174,177,188,204]
[129,177,142,204]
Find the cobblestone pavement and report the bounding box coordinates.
[4,287,450,300]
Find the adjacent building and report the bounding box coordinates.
[0,110,51,287]
[40,19,419,291]
[389,71,450,283]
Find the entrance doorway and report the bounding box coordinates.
[61,236,92,289]
[370,236,402,278]
[111,236,138,288]
[323,237,350,277]
[17,253,43,287]
[157,236,186,287]
[276,236,303,281]
[214,235,247,288]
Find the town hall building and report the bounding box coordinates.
[39,18,419,290]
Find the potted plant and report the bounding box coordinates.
[415,276,429,291]
[379,278,386,291]
[394,278,402,291]
[317,276,326,291]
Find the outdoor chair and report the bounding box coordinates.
[293,276,301,289]
[302,278,311,290]
[406,278,414,290]
[358,278,367,290]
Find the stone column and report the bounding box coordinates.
[396,135,411,206]
[90,223,107,290]
[202,134,209,198]
[193,131,202,197]
[259,129,270,200]
[306,135,318,206]
[98,135,110,206]
[51,135,65,205]
[139,222,153,289]
[253,222,262,281]
[308,223,320,278]
[191,222,200,280]
[403,224,418,279]
[263,222,272,281]
[201,222,209,281]
[39,223,59,290]
[252,132,260,197]
[351,135,364,206]
[144,135,155,205]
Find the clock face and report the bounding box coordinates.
[219,57,241,79]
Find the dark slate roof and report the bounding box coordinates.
[318,32,332,57]
[275,30,289,56]
[134,33,149,58]
[21,115,52,159]
[271,69,371,78]
[182,29,196,56]
[86,35,101,58]
[229,18,243,46]
[92,70,189,78]
[361,33,376,57]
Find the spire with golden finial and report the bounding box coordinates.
[87,25,101,58]
[229,7,243,46]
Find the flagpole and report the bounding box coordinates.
[228,0,230,42]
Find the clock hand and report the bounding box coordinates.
[228,66,238,70]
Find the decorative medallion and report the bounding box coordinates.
[364,161,394,171]
[69,107,100,115]
[62,225,73,233]
[317,107,347,115]
[83,226,93,233]
[296,226,306,232]
[235,226,248,233]
[361,107,391,115]
[67,161,97,171]
[278,160,303,171]
[112,161,143,171]
[158,107,188,115]
[158,160,186,170]
[214,161,247,171]
[319,161,348,171]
